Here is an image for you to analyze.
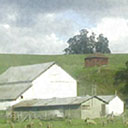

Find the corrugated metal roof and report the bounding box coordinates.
[0,62,55,84]
[0,83,32,101]
[95,95,116,103]
[13,96,92,108]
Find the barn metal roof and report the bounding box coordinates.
[0,62,55,84]
[95,95,116,103]
[13,95,93,108]
[0,82,32,101]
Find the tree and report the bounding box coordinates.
[64,29,111,54]
[96,34,111,53]
[114,61,128,95]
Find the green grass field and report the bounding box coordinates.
[0,53,128,98]
[0,110,128,128]
[0,117,127,128]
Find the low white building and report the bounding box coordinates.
[0,62,77,110]
[95,95,124,116]
[12,95,106,119]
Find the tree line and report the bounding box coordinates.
[64,29,111,54]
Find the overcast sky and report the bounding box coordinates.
[0,0,128,54]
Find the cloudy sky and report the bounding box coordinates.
[0,0,128,54]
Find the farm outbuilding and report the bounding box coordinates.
[95,95,124,116]
[0,62,77,110]
[12,96,106,120]
[85,54,108,67]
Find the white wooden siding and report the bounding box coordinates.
[81,98,105,119]
[106,96,124,116]
[22,64,77,99]
[0,64,77,110]
[0,97,23,110]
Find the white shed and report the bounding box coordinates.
[95,95,124,116]
[0,62,77,110]
[13,95,106,119]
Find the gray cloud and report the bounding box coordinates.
[1,0,128,26]
[0,13,76,54]
[0,0,128,54]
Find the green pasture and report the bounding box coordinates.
[0,117,127,128]
[0,54,127,97]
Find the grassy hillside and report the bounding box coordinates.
[0,53,128,98]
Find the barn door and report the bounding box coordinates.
[101,104,106,116]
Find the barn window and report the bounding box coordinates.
[21,96,23,99]
[81,105,90,110]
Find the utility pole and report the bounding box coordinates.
[115,90,117,96]
[91,84,97,96]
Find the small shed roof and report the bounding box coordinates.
[85,53,108,59]
[0,62,55,84]
[0,82,32,101]
[13,96,93,108]
[95,95,116,103]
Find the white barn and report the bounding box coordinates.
[0,62,77,110]
[95,95,124,116]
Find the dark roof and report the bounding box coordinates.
[13,96,93,108]
[95,95,116,103]
[85,53,108,60]
[0,82,32,101]
[0,62,55,84]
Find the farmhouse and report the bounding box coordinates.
[12,95,106,120]
[95,95,124,116]
[85,53,108,67]
[0,62,77,110]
